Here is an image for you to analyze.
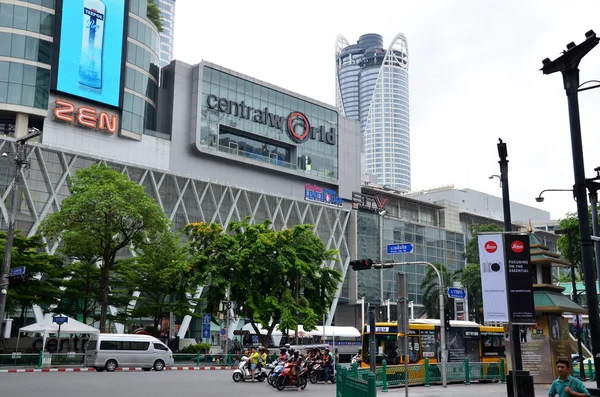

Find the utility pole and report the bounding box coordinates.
[542,30,600,391]
[0,129,41,338]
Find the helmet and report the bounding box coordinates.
[280,348,287,353]
[284,343,291,349]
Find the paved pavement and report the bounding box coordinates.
[1,369,598,397]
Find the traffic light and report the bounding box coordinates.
[444,307,452,330]
[351,259,374,271]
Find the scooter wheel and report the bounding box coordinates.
[309,372,319,384]
[258,374,265,382]
[232,372,243,382]
[300,376,307,390]
[276,377,286,391]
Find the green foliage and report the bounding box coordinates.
[181,343,211,354]
[184,218,341,348]
[52,261,101,325]
[419,263,457,319]
[557,214,584,276]
[39,164,171,332]
[147,0,163,32]
[1,232,63,329]
[116,230,200,328]
[463,223,504,264]
[456,263,483,324]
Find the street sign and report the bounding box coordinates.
[202,314,211,341]
[52,316,68,325]
[387,243,414,254]
[220,328,227,340]
[9,266,25,277]
[447,287,466,299]
[252,335,259,343]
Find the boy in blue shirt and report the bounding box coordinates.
[549,358,590,397]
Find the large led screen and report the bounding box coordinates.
[55,0,126,108]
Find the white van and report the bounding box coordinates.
[84,333,174,372]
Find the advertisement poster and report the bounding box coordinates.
[56,0,126,108]
[478,234,509,322]
[549,316,571,379]
[504,234,536,324]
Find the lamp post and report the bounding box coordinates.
[379,210,387,305]
[535,189,575,203]
[555,229,586,380]
[542,30,600,391]
[0,129,41,338]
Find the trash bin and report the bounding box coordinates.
[507,371,534,397]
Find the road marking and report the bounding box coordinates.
[0,366,232,373]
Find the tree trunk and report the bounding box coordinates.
[82,298,88,324]
[99,258,110,332]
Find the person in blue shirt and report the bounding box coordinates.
[324,347,335,384]
[549,358,590,397]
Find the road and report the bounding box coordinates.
[1,370,598,397]
[0,370,337,397]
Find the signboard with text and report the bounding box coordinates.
[478,234,509,322]
[305,184,343,207]
[504,234,536,324]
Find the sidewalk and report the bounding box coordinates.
[387,381,598,396]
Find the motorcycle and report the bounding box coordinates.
[351,353,362,367]
[308,360,336,384]
[231,356,268,383]
[267,360,285,387]
[276,362,308,391]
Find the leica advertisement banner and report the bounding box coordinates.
[504,234,536,324]
[478,234,509,322]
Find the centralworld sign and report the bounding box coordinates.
[206,94,337,146]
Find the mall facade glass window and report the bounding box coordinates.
[199,66,339,179]
[354,211,465,306]
[124,2,160,137]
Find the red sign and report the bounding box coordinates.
[484,241,498,253]
[511,241,524,253]
[53,98,118,134]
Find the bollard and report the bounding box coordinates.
[352,361,358,378]
[424,357,430,387]
[500,358,506,384]
[37,351,43,369]
[588,361,594,381]
[382,359,388,392]
[464,357,470,385]
[228,353,231,367]
[196,352,201,367]
[368,371,377,397]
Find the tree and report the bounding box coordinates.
[456,263,483,324]
[1,232,64,330]
[116,230,200,330]
[52,261,101,325]
[147,0,163,32]
[184,219,341,348]
[420,263,456,319]
[556,214,584,275]
[39,164,171,332]
[463,223,504,264]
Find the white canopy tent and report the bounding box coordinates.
[17,315,99,352]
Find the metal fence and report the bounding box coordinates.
[336,365,377,397]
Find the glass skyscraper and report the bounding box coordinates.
[157,0,175,67]
[336,33,410,192]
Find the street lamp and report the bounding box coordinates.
[535,189,575,203]
[0,128,42,338]
[555,229,586,380]
[542,29,600,392]
[378,209,387,305]
[489,174,501,187]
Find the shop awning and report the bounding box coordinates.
[534,290,587,314]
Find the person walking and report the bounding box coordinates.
[549,359,590,397]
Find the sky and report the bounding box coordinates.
[173,0,600,221]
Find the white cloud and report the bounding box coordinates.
[173,0,600,220]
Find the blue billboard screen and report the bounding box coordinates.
[56,0,126,108]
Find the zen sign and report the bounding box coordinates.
[53,98,119,134]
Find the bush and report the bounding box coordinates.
[181,343,211,354]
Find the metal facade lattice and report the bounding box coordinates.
[0,137,351,323]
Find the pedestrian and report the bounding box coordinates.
[548,358,590,397]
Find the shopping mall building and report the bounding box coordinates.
[0,0,471,339]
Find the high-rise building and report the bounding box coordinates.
[336,33,410,192]
[157,0,175,67]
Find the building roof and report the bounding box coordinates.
[534,290,587,314]
[362,186,444,209]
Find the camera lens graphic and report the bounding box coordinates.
[490,263,500,272]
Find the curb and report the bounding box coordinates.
[0,366,231,373]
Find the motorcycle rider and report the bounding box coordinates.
[248,347,259,382]
[279,347,289,362]
[323,347,335,384]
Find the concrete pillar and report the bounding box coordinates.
[15,113,29,139]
